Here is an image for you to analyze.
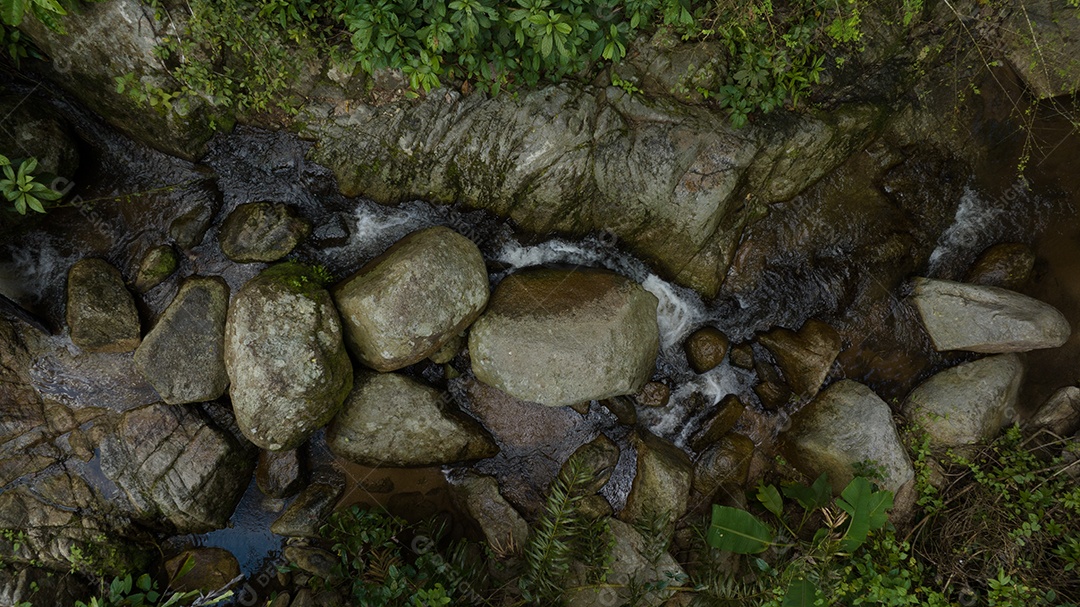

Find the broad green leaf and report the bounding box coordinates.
[782,472,832,511]
[837,476,894,552]
[707,504,772,554]
[782,577,820,607]
[757,481,783,519]
[0,153,9,166]
[31,0,65,16]
[25,195,45,213]
[0,0,25,27]
[136,573,153,592]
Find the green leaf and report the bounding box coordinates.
[31,0,66,16]
[837,476,894,552]
[25,194,44,213]
[0,0,25,27]
[707,504,772,554]
[782,577,820,607]
[757,482,783,519]
[782,473,832,511]
[136,573,152,592]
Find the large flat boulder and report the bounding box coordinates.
[902,354,1024,448]
[225,263,353,451]
[784,380,913,494]
[333,227,489,372]
[135,276,229,404]
[910,277,1071,353]
[469,268,659,407]
[326,372,496,467]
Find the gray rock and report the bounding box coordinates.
[1002,0,1080,98]
[0,94,80,179]
[450,473,529,552]
[692,433,754,498]
[684,326,729,374]
[758,319,842,397]
[225,263,353,451]
[562,434,620,495]
[565,519,684,607]
[270,482,342,538]
[902,354,1025,449]
[0,566,91,607]
[309,214,352,248]
[219,202,311,263]
[784,380,914,494]
[910,277,1071,353]
[620,432,692,532]
[100,403,254,532]
[1027,386,1080,437]
[333,226,489,372]
[66,258,141,353]
[135,277,229,404]
[18,0,218,160]
[256,448,305,498]
[132,245,179,293]
[327,372,496,467]
[283,546,342,584]
[965,243,1036,290]
[170,200,218,250]
[469,268,659,407]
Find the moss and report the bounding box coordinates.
[259,261,333,298]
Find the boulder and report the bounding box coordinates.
[134,276,229,404]
[620,432,692,532]
[66,258,140,353]
[469,268,659,407]
[784,380,914,494]
[0,94,80,179]
[1001,0,1080,98]
[332,226,489,372]
[283,546,343,584]
[562,434,620,495]
[1027,386,1080,438]
[964,243,1035,290]
[689,395,745,452]
[256,448,305,498]
[326,372,496,467]
[219,202,311,263]
[99,403,254,532]
[758,319,842,397]
[910,277,1071,353]
[165,548,241,594]
[692,433,754,499]
[684,326,729,373]
[565,519,685,607]
[170,199,217,250]
[270,482,342,538]
[450,473,529,552]
[132,245,179,293]
[225,263,353,451]
[902,354,1024,449]
[729,342,754,369]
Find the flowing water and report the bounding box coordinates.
[2,80,1080,583]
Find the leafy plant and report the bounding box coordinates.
[0,155,64,214]
[0,0,73,33]
[74,570,232,607]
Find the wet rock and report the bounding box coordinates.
[283,546,343,584]
[256,448,305,498]
[563,434,620,495]
[327,372,496,467]
[165,547,241,594]
[784,380,914,494]
[135,276,229,404]
[66,258,140,353]
[219,202,311,263]
[1001,0,1080,98]
[0,94,80,179]
[902,354,1024,449]
[692,433,754,498]
[225,263,353,451]
[910,277,1071,353]
[429,333,464,364]
[684,326,729,373]
[758,320,842,397]
[729,342,755,369]
[621,431,692,532]
[132,245,179,293]
[100,403,254,532]
[579,495,614,519]
[753,359,792,410]
[565,519,684,607]
[689,395,746,452]
[271,482,343,538]
[170,201,216,249]
[450,473,529,552]
[309,213,352,248]
[965,243,1036,290]
[18,0,219,159]
[1027,386,1080,437]
[333,226,489,372]
[634,381,671,408]
[470,268,659,407]
[601,395,638,426]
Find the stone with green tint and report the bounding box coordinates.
[132,245,179,293]
[219,202,311,263]
[66,258,141,353]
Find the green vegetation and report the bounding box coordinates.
[0,155,64,214]
[74,569,232,607]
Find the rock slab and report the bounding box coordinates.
[911,277,1071,353]
[66,258,141,353]
[135,276,229,404]
[327,372,497,467]
[469,268,659,407]
[333,226,489,372]
[225,263,353,451]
